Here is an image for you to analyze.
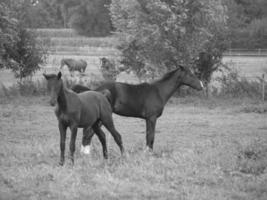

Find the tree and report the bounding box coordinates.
[1,2,47,80]
[110,0,229,82]
[225,0,267,48]
[7,0,64,28]
[0,2,18,69]
[5,26,47,80]
[55,0,113,36]
[69,0,112,36]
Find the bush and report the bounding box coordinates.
[4,26,47,80]
[237,141,267,175]
[217,68,266,99]
[0,79,47,98]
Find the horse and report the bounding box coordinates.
[60,58,87,74]
[72,65,203,152]
[100,57,118,81]
[43,72,124,165]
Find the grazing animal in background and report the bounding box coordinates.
[43,72,124,165]
[72,65,203,152]
[100,57,118,81]
[60,58,87,74]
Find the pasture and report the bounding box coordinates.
[0,96,267,200]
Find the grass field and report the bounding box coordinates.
[0,96,267,200]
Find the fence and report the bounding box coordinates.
[224,49,267,56]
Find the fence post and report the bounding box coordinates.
[262,74,265,102]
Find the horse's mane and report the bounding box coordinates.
[155,67,180,83]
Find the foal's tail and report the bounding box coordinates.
[100,89,112,104]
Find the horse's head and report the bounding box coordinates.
[178,65,204,91]
[100,57,108,65]
[43,72,63,106]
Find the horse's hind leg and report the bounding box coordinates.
[81,128,94,154]
[92,122,108,159]
[101,116,124,155]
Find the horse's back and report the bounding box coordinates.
[97,82,161,117]
[72,84,90,93]
[78,91,111,111]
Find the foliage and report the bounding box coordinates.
[0,2,18,69]
[1,2,47,80]
[68,0,112,36]
[110,0,229,81]
[53,0,113,36]
[216,67,266,99]
[225,0,267,48]
[4,26,47,80]
[0,79,47,98]
[4,0,63,28]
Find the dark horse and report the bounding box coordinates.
[43,72,124,165]
[60,58,87,73]
[72,65,203,152]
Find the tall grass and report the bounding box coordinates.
[0,79,47,99]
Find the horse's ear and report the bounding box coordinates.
[43,73,48,80]
[57,71,62,80]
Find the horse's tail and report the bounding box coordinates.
[100,89,112,104]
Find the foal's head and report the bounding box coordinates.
[43,72,63,106]
[177,65,203,91]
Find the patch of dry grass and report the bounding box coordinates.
[0,97,267,200]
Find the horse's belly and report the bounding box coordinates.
[78,107,99,127]
[113,100,144,118]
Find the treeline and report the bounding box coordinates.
[1,0,112,36]
[226,0,267,49]
[2,0,266,48]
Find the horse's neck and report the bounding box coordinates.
[57,85,68,112]
[58,84,76,112]
[153,72,181,104]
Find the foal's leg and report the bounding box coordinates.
[58,121,67,166]
[81,128,94,154]
[145,116,157,151]
[102,116,124,155]
[92,123,108,159]
[69,126,78,165]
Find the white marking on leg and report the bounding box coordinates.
[144,146,152,153]
[80,145,85,154]
[83,145,91,154]
[200,81,204,88]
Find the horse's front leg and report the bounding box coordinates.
[145,116,157,152]
[58,121,67,166]
[69,125,78,165]
[81,127,94,155]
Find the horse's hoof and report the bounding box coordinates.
[59,160,64,166]
[81,145,91,155]
[144,146,153,155]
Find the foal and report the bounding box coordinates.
[43,72,124,165]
